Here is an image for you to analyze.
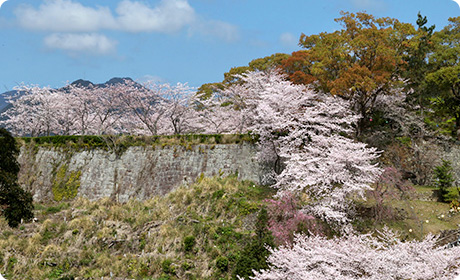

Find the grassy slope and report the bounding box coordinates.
[355,185,460,241]
[0,176,274,280]
[2,175,460,279]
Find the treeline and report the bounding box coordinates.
[4,13,460,140]
[200,12,460,138]
[0,80,243,137]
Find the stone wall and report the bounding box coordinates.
[18,143,263,202]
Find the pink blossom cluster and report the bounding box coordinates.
[250,229,460,280]
[265,192,321,246]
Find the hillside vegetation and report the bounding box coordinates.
[1,173,460,279]
[0,176,275,280]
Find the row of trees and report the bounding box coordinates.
[202,13,460,138]
[0,80,242,137]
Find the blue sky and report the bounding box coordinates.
[0,0,458,91]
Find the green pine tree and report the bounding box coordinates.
[433,159,455,203]
[233,207,274,279]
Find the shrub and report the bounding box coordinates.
[433,159,455,202]
[266,193,321,245]
[183,235,196,252]
[2,185,34,227]
[181,261,193,271]
[212,189,225,200]
[161,259,175,275]
[215,256,229,272]
[233,208,274,279]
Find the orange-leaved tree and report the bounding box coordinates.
[282,12,417,134]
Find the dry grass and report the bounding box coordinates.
[0,175,273,280]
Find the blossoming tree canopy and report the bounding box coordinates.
[0,80,199,137]
[250,229,460,280]
[218,70,382,223]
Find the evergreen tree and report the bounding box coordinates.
[433,159,455,203]
[233,208,274,279]
[0,128,34,227]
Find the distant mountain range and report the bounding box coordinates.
[70,77,134,88]
[0,77,134,113]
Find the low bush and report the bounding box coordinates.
[215,256,229,272]
[183,235,196,252]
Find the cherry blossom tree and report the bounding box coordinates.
[62,83,100,135]
[160,82,201,135]
[52,90,78,135]
[90,85,125,135]
[373,88,429,138]
[1,86,61,136]
[265,192,321,246]
[249,229,460,280]
[194,91,246,134]
[219,70,382,223]
[119,80,194,136]
[368,167,414,222]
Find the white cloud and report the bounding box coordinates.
[44,33,117,55]
[279,32,297,47]
[15,0,117,32]
[116,0,196,33]
[14,0,239,56]
[14,0,238,38]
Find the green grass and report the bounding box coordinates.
[356,185,460,240]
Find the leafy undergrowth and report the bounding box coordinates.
[355,185,460,240]
[20,134,257,151]
[0,176,275,280]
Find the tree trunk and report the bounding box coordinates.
[356,108,368,138]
